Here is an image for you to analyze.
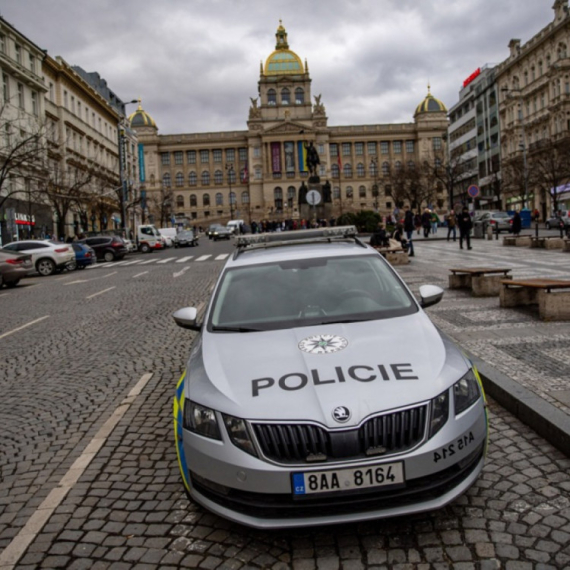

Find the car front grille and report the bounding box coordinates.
[251,404,428,464]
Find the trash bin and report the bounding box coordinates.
[473,223,484,238]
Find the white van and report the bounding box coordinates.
[158,227,178,247]
[137,225,163,253]
[226,219,244,234]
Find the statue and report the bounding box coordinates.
[248,97,261,119]
[313,93,326,115]
[304,141,320,178]
[298,181,308,206]
[322,180,332,203]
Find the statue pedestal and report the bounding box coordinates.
[299,180,332,223]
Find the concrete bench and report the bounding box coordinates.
[530,236,565,249]
[449,267,512,297]
[500,278,570,321]
[503,235,531,247]
[374,246,409,265]
[564,239,570,252]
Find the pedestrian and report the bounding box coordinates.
[430,210,439,234]
[511,211,522,236]
[457,207,473,250]
[414,212,422,235]
[446,211,457,242]
[421,209,432,238]
[403,205,415,257]
[533,208,540,223]
[391,223,409,252]
[370,222,389,248]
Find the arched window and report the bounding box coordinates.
[201,171,210,185]
[287,186,295,208]
[281,88,290,105]
[176,194,184,208]
[214,170,223,184]
[190,194,197,207]
[241,191,250,204]
[331,164,340,178]
[382,162,390,175]
[163,173,171,187]
[274,187,283,210]
[559,43,567,59]
[370,161,378,177]
[295,87,304,104]
[346,186,353,198]
[356,163,365,177]
[395,161,402,171]
[333,186,341,199]
[343,163,353,178]
[215,192,223,206]
[203,193,210,207]
[189,172,197,186]
[227,168,236,184]
[175,172,184,187]
[359,185,366,198]
[267,89,276,105]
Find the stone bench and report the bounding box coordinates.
[564,239,570,252]
[503,235,531,247]
[449,267,512,297]
[530,236,565,249]
[374,246,409,265]
[500,278,570,321]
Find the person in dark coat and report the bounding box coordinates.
[457,207,473,250]
[403,206,415,257]
[511,211,522,236]
[421,209,432,238]
[370,222,389,248]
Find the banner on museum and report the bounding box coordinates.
[284,142,295,173]
[297,141,307,172]
[271,142,281,173]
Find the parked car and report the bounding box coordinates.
[79,236,128,262]
[473,211,513,233]
[0,250,33,288]
[545,211,570,230]
[2,240,75,276]
[123,238,136,253]
[71,243,96,269]
[173,230,199,248]
[158,227,178,247]
[211,225,232,241]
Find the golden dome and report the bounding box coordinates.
[414,85,447,117]
[128,100,157,128]
[264,21,304,76]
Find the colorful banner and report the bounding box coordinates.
[271,142,281,173]
[284,142,295,173]
[138,143,146,182]
[297,141,307,172]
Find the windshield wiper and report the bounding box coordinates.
[311,317,375,325]
[212,326,263,333]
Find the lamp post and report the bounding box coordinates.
[370,158,379,212]
[118,99,138,233]
[226,163,235,221]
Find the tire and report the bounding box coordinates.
[36,258,55,276]
[6,280,19,288]
[0,275,3,288]
[67,260,77,271]
[104,251,115,262]
[140,243,151,254]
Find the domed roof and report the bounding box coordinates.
[415,85,447,117]
[264,21,304,76]
[128,100,156,128]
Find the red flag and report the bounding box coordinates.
[242,161,248,183]
[337,152,342,174]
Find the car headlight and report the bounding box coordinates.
[183,401,221,440]
[454,369,481,415]
[223,414,258,457]
[429,389,449,438]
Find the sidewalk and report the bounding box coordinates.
[393,235,570,457]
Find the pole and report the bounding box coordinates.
[227,164,234,221]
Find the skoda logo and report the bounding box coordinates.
[298,334,348,355]
[332,406,351,423]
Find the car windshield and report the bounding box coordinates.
[208,254,418,332]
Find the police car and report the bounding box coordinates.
[172,226,488,529]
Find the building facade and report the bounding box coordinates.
[132,23,449,227]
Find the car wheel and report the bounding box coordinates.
[36,258,56,276]
[5,280,19,288]
[546,222,551,230]
[104,251,115,262]
[0,275,3,288]
[67,260,77,271]
[140,243,151,254]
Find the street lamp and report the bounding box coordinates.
[118,99,138,233]
[370,158,379,212]
[226,163,235,221]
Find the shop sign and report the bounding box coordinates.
[463,68,481,88]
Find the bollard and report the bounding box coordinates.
[535,220,539,238]
[495,222,499,240]
[560,222,565,239]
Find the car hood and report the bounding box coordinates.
[186,312,468,428]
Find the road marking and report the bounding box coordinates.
[86,286,116,299]
[0,315,50,340]
[173,266,191,278]
[0,373,154,570]
[64,279,88,285]
[138,258,157,265]
[110,260,132,266]
[176,256,194,263]
[0,293,8,297]
[120,259,144,266]
[195,255,211,261]
[157,257,176,264]
[215,254,229,260]
[133,271,148,278]
[87,262,113,270]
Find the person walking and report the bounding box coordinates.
[511,211,522,236]
[421,209,432,238]
[414,212,422,235]
[457,207,473,250]
[403,206,415,257]
[446,211,457,242]
[430,210,439,234]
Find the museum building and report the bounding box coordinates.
[130,23,449,226]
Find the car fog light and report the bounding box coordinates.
[184,401,221,440]
[429,389,449,438]
[454,369,481,415]
[223,415,258,457]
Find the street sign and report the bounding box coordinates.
[306,190,321,206]
[467,185,480,198]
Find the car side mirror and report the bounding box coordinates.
[419,285,444,308]
[173,307,201,331]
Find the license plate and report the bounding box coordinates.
[292,462,404,495]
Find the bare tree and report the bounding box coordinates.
[148,186,173,227]
[501,153,534,210]
[383,162,434,211]
[424,150,467,212]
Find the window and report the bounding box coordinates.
[226,148,235,162]
[17,83,24,109]
[287,186,295,208]
[274,187,283,210]
[380,141,389,154]
[253,147,260,158]
[433,137,442,151]
[370,161,378,176]
[359,185,366,198]
[189,172,197,186]
[176,195,184,208]
[215,192,223,206]
[241,191,250,204]
[331,164,340,178]
[0,34,4,54]
[342,143,351,156]
[355,142,364,156]
[2,73,9,103]
[295,87,304,104]
[318,144,324,155]
[407,161,415,169]
[187,150,196,164]
[267,89,276,105]
[214,170,223,184]
[281,88,290,105]
[333,186,341,200]
[203,194,210,206]
[346,186,353,198]
[190,194,197,207]
[227,168,237,184]
[15,44,21,64]
[29,54,35,74]
[200,150,209,163]
[213,149,222,163]
[163,173,171,187]
[229,191,236,205]
[71,96,75,114]
[161,153,170,165]
[393,141,402,154]
[329,143,338,157]
[395,161,402,171]
[356,163,365,177]
[238,147,247,162]
[202,171,210,185]
[367,142,377,155]
[175,172,184,187]
[382,162,390,175]
[343,163,353,177]
[174,151,183,165]
[405,140,414,153]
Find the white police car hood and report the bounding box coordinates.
[191,312,468,429]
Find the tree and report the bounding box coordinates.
[148,186,174,227]
[501,153,533,210]
[424,150,466,212]
[383,161,435,211]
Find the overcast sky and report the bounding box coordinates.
[0,1,556,134]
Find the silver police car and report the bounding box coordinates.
[173,226,488,529]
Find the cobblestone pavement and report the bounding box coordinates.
[0,237,569,569]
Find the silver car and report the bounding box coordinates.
[173,227,488,529]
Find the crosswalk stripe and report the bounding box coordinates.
[157,257,176,264]
[176,256,194,263]
[112,260,134,266]
[138,258,157,265]
[195,255,211,261]
[121,259,145,266]
[87,262,112,269]
[215,254,229,260]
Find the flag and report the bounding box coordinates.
[337,152,342,174]
[242,160,248,183]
